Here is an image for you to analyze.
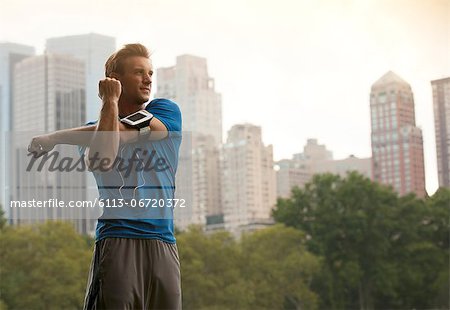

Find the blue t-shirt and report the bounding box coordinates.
[84,98,182,243]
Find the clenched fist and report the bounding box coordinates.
[28,134,55,158]
[98,77,122,102]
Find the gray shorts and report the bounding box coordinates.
[83,238,182,310]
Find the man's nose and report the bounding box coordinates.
[143,73,152,84]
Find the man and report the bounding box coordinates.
[28,43,182,309]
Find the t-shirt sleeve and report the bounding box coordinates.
[146,98,182,132]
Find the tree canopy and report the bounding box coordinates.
[0,175,448,309]
[0,221,92,310]
[177,224,320,309]
[273,172,449,309]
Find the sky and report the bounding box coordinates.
[1,0,449,194]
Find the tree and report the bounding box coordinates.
[0,221,92,309]
[177,224,320,309]
[273,172,448,309]
[177,225,254,309]
[240,224,320,310]
[425,187,450,308]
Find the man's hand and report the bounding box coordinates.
[98,77,122,102]
[28,134,56,158]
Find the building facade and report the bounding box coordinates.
[316,155,372,180]
[431,77,450,188]
[0,42,35,208]
[45,33,116,214]
[276,139,331,198]
[156,54,222,144]
[45,33,116,122]
[10,53,90,234]
[370,71,426,197]
[156,55,223,230]
[276,139,371,199]
[221,124,276,235]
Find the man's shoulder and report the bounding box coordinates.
[146,98,182,132]
[146,98,180,113]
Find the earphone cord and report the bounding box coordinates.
[118,146,146,201]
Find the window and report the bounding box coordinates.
[392,118,397,129]
[379,92,387,103]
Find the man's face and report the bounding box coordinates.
[117,56,153,104]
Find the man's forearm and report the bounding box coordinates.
[49,122,140,147]
[50,125,97,146]
[87,101,120,170]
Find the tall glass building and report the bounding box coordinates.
[10,53,89,234]
[431,77,450,188]
[45,33,116,122]
[0,42,35,209]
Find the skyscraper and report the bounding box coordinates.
[431,77,450,188]
[45,33,116,122]
[221,124,276,235]
[370,71,426,197]
[45,33,116,209]
[14,54,85,131]
[0,42,35,207]
[156,54,222,145]
[10,53,90,234]
[156,55,223,230]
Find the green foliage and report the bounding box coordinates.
[0,206,7,230]
[0,299,7,310]
[426,187,450,308]
[273,172,450,309]
[0,221,92,310]
[1,184,447,309]
[177,224,320,309]
[240,225,319,310]
[177,225,251,309]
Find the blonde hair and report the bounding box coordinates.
[105,43,151,77]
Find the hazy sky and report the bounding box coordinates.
[1,0,449,193]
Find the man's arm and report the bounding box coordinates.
[27,113,169,159]
[27,77,121,169]
[27,125,97,155]
[85,78,122,170]
[28,116,168,150]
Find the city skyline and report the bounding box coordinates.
[1,0,448,194]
